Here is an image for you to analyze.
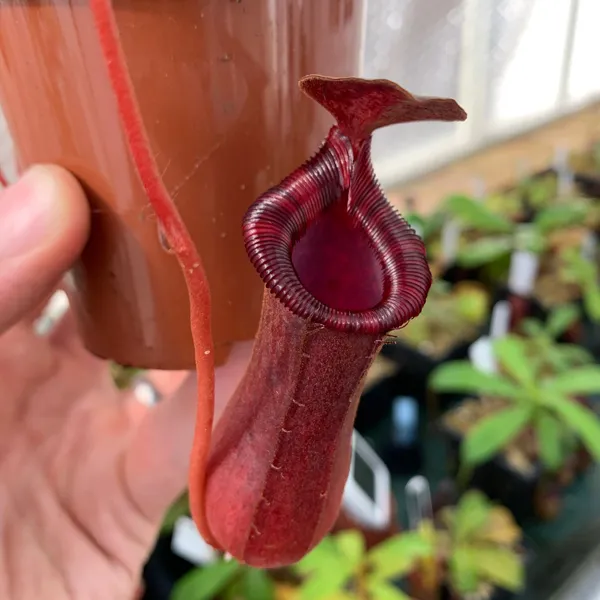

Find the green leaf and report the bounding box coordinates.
[365,580,412,600]
[298,569,352,600]
[367,532,434,580]
[221,577,244,600]
[296,536,355,600]
[171,561,241,600]
[544,394,600,461]
[558,344,594,367]
[110,363,143,389]
[453,491,491,542]
[295,537,342,576]
[546,366,600,395]
[535,411,564,471]
[445,194,514,233]
[534,203,587,234]
[546,304,581,339]
[563,247,597,285]
[462,405,533,467]
[449,547,479,594]
[468,546,525,591]
[422,210,445,241]
[457,237,514,268]
[514,224,546,253]
[521,317,545,338]
[493,335,536,386]
[334,530,365,569]
[429,361,521,398]
[406,213,426,238]
[526,175,557,208]
[240,568,275,600]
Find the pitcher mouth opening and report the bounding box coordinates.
[243,126,432,334]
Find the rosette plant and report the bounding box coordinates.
[560,247,600,323]
[91,0,466,568]
[430,335,600,474]
[444,194,588,269]
[519,304,593,374]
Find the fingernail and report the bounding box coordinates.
[0,166,62,260]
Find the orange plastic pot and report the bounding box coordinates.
[0,0,365,368]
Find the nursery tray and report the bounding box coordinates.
[382,410,600,600]
[574,172,600,199]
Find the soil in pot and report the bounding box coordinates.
[391,282,487,359]
[440,397,580,524]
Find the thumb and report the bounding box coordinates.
[0,165,90,333]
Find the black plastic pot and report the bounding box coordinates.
[142,534,196,600]
[355,338,474,476]
[441,584,516,600]
[574,172,600,199]
[491,286,548,330]
[409,572,519,600]
[355,373,426,475]
[379,339,472,400]
[440,417,552,525]
[580,312,600,360]
[440,263,488,287]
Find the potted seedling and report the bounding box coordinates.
[429,335,600,522]
[400,201,464,284]
[517,171,559,214]
[375,281,489,418]
[571,142,600,198]
[534,244,600,354]
[290,528,433,600]
[559,247,600,318]
[403,199,444,243]
[482,171,559,223]
[518,304,593,371]
[445,194,588,273]
[533,210,600,303]
[445,194,591,329]
[389,280,489,363]
[408,491,524,600]
[558,247,600,358]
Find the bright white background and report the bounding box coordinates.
[364,0,600,186]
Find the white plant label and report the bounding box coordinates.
[508,250,539,296]
[554,147,573,197]
[469,336,498,374]
[490,300,511,339]
[581,232,598,262]
[405,476,433,530]
[171,516,218,566]
[471,177,487,201]
[441,220,461,264]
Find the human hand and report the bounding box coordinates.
[0,166,251,599]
